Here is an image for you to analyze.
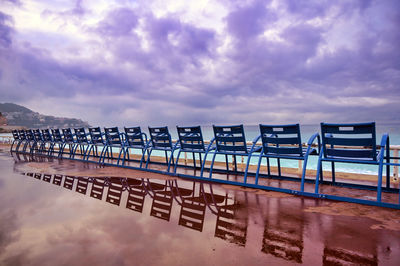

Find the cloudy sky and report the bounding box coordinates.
[0,0,399,127]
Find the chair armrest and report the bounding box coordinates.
[252,134,261,144]
[307,133,320,146]
[205,138,216,152]
[305,133,321,155]
[377,133,389,161]
[141,132,148,143]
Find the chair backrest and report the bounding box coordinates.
[33,129,43,142]
[18,130,26,140]
[124,127,145,147]
[104,127,122,145]
[74,128,88,143]
[88,127,104,144]
[62,128,74,143]
[148,126,172,149]
[177,126,205,151]
[51,129,63,142]
[320,122,377,161]
[41,129,53,142]
[213,125,247,153]
[25,130,34,141]
[259,124,303,156]
[12,130,19,140]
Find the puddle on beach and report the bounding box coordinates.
[1,152,400,265]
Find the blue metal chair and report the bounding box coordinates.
[40,129,53,154]
[31,129,44,154]
[99,127,124,165]
[254,124,320,191]
[174,126,213,174]
[85,127,105,161]
[72,128,89,159]
[22,129,35,153]
[49,129,64,157]
[145,126,175,171]
[14,130,27,152]
[59,128,76,158]
[315,122,390,203]
[200,125,261,180]
[10,130,21,152]
[118,127,149,167]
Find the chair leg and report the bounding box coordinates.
[277,158,281,176]
[121,147,128,166]
[192,152,196,168]
[117,147,125,165]
[300,156,310,192]
[145,148,153,169]
[199,153,202,167]
[99,145,107,164]
[208,152,218,178]
[331,162,335,184]
[173,150,182,174]
[139,148,147,168]
[377,161,383,202]
[10,140,16,153]
[315,152,324,194]
[243,152,254,183]
[200,151,211,178]
[167,149,176,172]
[267,158,271,176]
[255,154,264,185]
[59,143,66,158]
[225,154,229,172]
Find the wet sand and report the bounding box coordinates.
[0,150,399,265]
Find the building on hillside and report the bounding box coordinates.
[0,112,7,126]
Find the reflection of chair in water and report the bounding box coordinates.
[63,176,75,190]
[214,195,248,246]
[147,180,174,221]
[90,178,106,200]
[261,199,304,263]
[106,177,124,206]
[42,174,52,182]
[126,178,147,213]
[53,174,63,186]
[166,180,206,232]
[76,177,89,195]
[178,193,206,232]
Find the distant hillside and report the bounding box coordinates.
[0,103,90,128]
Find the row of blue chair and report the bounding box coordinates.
[10,122,397,207]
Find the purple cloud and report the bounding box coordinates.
[0,0,399,129]
[0,12,13,48]
[226,1,276,41]
[96,8,138,37]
